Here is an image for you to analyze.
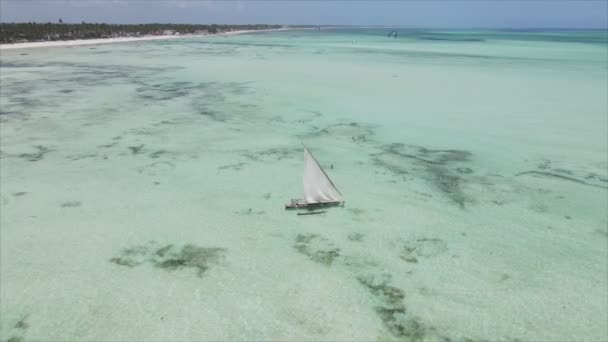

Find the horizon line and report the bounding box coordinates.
[0,22,606,30]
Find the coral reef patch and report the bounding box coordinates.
[109,242,226,277]
[400,238,448,263]
[357,273,428,340]
[293,234,340,266]
[372,143,472,208]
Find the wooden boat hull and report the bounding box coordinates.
[297,211,326,215]
[285,200,344,210]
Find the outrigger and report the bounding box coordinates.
[285,145,344,210]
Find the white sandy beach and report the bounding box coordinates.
[0,28,288,50]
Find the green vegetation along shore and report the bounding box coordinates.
[0,23,311,44]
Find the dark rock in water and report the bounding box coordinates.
[137,162,175,176]
[98,142,118,148]
[154,245,225,277]
[109,257,141,267]
[401,237,448,261]
[263,193,271,199]
[198,108,226,122]
[234,208,265,216]
[352,135,367,143]
[218,162,247,171]
[128,144,145,155]
[18,145,52,162]
[109,245,150,267]
[149,150,166,159]
[14,315,29,330]
[456,167,473,174]
[66,152,101,161]
[400,255,418,263]
[312,250,340,265]
[295,233,319,244]
[156,258,187,270]
[155,244,173,257]
[538,160,551,169]
[348,233,365,242]
[60,201,81,208]
[122,245,149,256]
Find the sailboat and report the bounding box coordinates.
[285,145,344,210]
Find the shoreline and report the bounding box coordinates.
[0,28,289,50]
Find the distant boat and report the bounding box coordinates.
[285,145,344,210]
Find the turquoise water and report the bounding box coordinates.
[1,29,607,341]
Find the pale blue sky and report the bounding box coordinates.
[1,0,606,28]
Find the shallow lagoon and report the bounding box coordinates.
[1,29,607,341]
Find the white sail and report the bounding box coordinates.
[303,147,343,204]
